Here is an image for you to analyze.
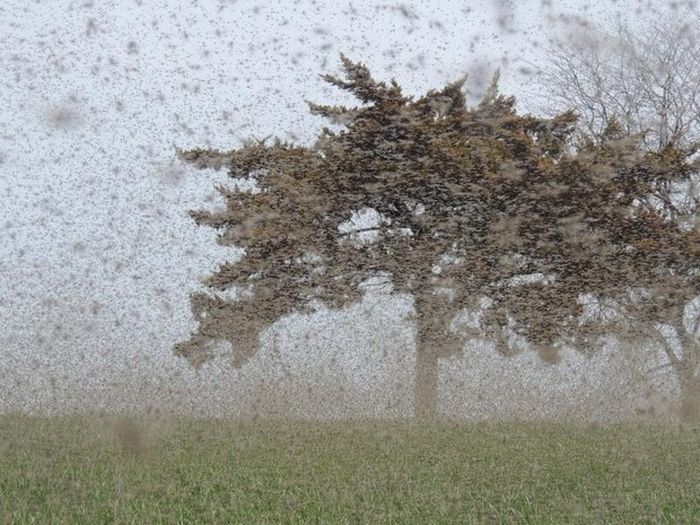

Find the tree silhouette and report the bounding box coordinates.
[535,10,700,418]
[539,10,700,153]
[175,56,699,419]
[500,130,700,420]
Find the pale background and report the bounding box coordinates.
[0,0,684,419]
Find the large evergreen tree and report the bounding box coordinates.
[175,56,699,419]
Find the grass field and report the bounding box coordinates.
[1,415,699,524]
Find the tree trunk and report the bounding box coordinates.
[415,340,439,420]
[674,316,700,423]
[678,366,700,423]
[413,297,439,420]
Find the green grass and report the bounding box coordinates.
[1,415,699,524]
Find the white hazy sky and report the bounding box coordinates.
[0,0,684,417]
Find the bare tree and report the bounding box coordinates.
[534,11,700,418]
[539,10,700,154]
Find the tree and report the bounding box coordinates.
[492,132,700,420]
[175,56,699,420]
[535,11,700,419]
[539,10,700,154]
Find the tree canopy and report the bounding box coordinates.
[537,10,700,418]
[539,10,700,154]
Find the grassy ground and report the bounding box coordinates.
[0,414,699,524]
